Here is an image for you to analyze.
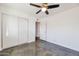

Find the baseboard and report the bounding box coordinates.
[27,40,35,43]
[40,39,79,55]
[0,48,2,51]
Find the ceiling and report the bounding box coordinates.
[0,3,79,18]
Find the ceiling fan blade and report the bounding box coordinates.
[48,4,59,9]
[45,10,49,15]
[36,10,41,14]
[30,3,41,8]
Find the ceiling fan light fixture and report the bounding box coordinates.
[30,3,59,15]
[41,7,47,12]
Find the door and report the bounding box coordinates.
[18,17,27,44]
[0,13,1,50]
[40,20,47,40]
[2,14,18,49]
[35,21,40,40]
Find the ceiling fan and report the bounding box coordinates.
[30,3,60,15]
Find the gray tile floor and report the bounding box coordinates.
[0,40,79,56]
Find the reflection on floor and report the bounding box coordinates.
[0,40,79,56]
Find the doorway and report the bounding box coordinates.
[35,19,40,55]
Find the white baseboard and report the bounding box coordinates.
[0,48,2,51]
[28,40,35,43]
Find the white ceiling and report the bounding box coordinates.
[0,3,79,18]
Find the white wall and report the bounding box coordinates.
[0,6,35,50]
[40,7,79,51]
[0,13,1,50]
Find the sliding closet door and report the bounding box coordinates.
[18,17,27,44]
[2,14,18,49]
[0,13,1,50]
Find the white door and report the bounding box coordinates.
[0,13,1,50]
[2,14,18,49]
[40,20,47,40]
[18,17,27,44]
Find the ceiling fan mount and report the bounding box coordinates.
[30,3,60,15]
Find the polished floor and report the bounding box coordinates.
[0,40,79,56]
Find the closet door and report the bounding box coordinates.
[0,13,1,50]
[18,17,27,44]
[2,14,18,49]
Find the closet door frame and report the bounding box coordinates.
[2,13,19,49]
[0,12,34,50]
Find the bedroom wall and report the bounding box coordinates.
[0,6,35,50]
[40,7,79,51]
